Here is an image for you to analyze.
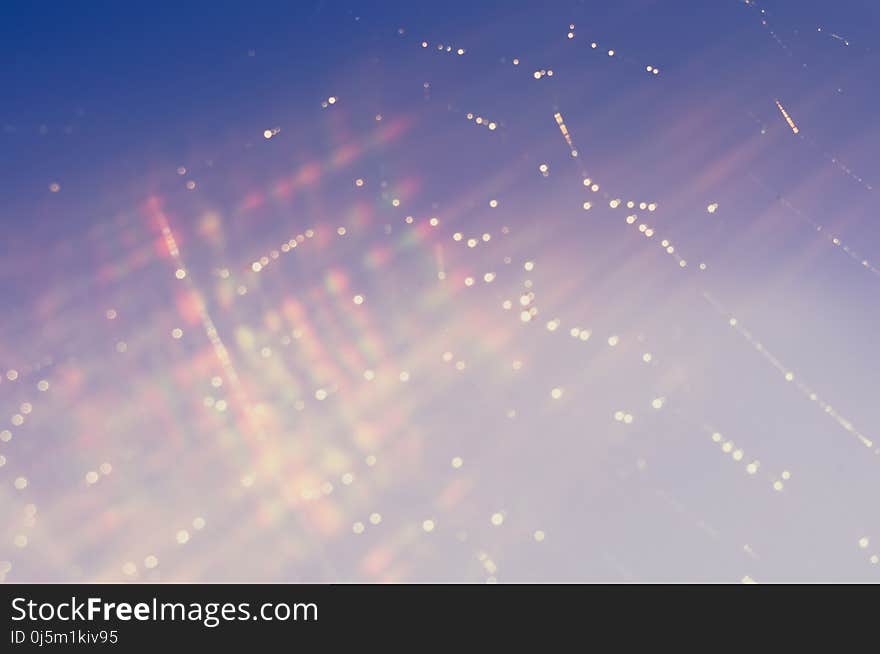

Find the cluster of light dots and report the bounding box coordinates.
[249,229,316,273]
[750,174,879,277]
[10,460,37,549]
[816,26,850,48]
[774,99,799,135]
[452,230,494,249]
[0,376,49,556]
[514,280,539,322]
[614,410,635,424]
[500,260,732,489]
[607,194,700,269]
[555,113,708,272]
[789,120,876,191]
[420,41,466,56]
[708,429,791,492]
[821,230,880,276]
[8,400,33,428]
[704,292,875,452]
[476,550,500,582]
[84,463,113,486]
[742,0,791,55]
[544,316,602,348]
[532,68,554,80]
[508,262,640,359]
[320,96,338,109]
[824,151,873,191]
[285,460,376,505]
[857,536,880,567]
[352,512,383,535]
[262,127,281,139]
[569,327,592,342]
[463,271,497,288]
[574,25,659,76]
[122,517,206,577]
[554,113,577,157]
[465,113,498,131]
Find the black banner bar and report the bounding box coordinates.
[2,583,875,649]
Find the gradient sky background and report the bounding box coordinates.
[1,0,879,582]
